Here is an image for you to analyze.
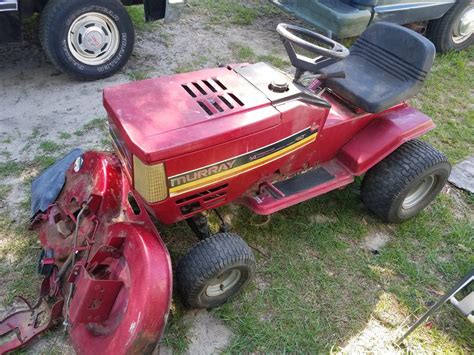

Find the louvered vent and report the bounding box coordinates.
[181,77,244,116]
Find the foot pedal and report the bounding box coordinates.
[274,167,334,195]
[244,160,354,215]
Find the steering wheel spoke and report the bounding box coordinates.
[277,23,349,80]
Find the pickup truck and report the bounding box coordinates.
[272,0,473,52]
[0,0,167,80]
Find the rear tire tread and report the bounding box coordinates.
[361,139,450,222]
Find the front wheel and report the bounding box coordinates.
[361,140,451,223]
[426,0,474,52]
[176,233,256,309]
[39,0,135,80]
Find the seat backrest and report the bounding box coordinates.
[351,0,378,6]
[350,22,435,84]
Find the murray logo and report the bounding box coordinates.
[170,160,236,187]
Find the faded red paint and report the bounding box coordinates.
[32,152,172,354]
[3,62,437,354]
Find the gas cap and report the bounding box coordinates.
[269,79,289,93]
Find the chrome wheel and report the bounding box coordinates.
[452,5,474,44]
[402,175,436,210]
[67,12,120,65]
[205,269,241,297]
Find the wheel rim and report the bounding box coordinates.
[402,175,436,210]
[452,6,474,44]
[205,269,241,297]
[67,12,120,65]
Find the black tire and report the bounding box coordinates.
[39,0,135,80]
[426,0,474,52]
[176,233,256,309]
[361,139,451,223]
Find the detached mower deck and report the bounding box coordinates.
[1,22,450,354]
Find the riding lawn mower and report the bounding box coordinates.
[0,21,451,353]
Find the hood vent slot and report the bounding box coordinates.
[182,77,244,116]
[182,84,196,98]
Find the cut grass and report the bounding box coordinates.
[189,0,280,27]
[175,55,209,74]
[159,47,473,352]
[411,47,474,162]
[0,161,24,178]
[127,5,162,32]
[0,215,42,306]
[74,117,107,136]
[39,140,60,153]
[127,70,151,81]
[231,43,290,69]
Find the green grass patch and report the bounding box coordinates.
[231,43,255,61]
[33,155,57,170]
[175,55,209,74]
[411,47,474,162]
[58,132,72,140]
[189,0,282,27]
[39,140,61,153]
[205,186,472,352]
[127,5,161,32]
[230,43,290,69]
[74,117,107,136]
[0,160,25,178]
[127,70,151,81]
[0,215,42,306]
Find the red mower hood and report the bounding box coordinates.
[103,65,283,163]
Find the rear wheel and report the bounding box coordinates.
[176,233,256,309]
[361,140,451,223]
[39,0,135,80]
[427,0,474,52]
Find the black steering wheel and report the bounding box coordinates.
[276,23,349,79]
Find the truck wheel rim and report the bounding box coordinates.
[402,175,436,210]
[205,269,241,297]
[453,6,474,44]
[67,12,120,66]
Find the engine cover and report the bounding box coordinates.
[103,63,328,164]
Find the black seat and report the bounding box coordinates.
[321,22,435,113]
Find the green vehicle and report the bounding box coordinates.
[272,0,473,52]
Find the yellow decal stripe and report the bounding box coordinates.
[169,132,317,196]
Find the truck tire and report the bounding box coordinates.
[361,140,451,223]
[39,0,135,80]
[426,0,473,52]
[176,233,256,309]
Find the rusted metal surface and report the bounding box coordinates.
[0,298,63,354]
[2,151,172,354]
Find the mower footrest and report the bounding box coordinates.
[243,160,353,215]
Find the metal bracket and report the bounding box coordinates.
[0,297,63,354]
[67,266,123,325]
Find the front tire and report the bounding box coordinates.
[361,140,451,223]
[427,0,474,52]
[40,0,135,80]
[176,233,256,309]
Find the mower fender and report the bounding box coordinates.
[336,106,435,175]
[30,151,173,353]
[70,222,173,354]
